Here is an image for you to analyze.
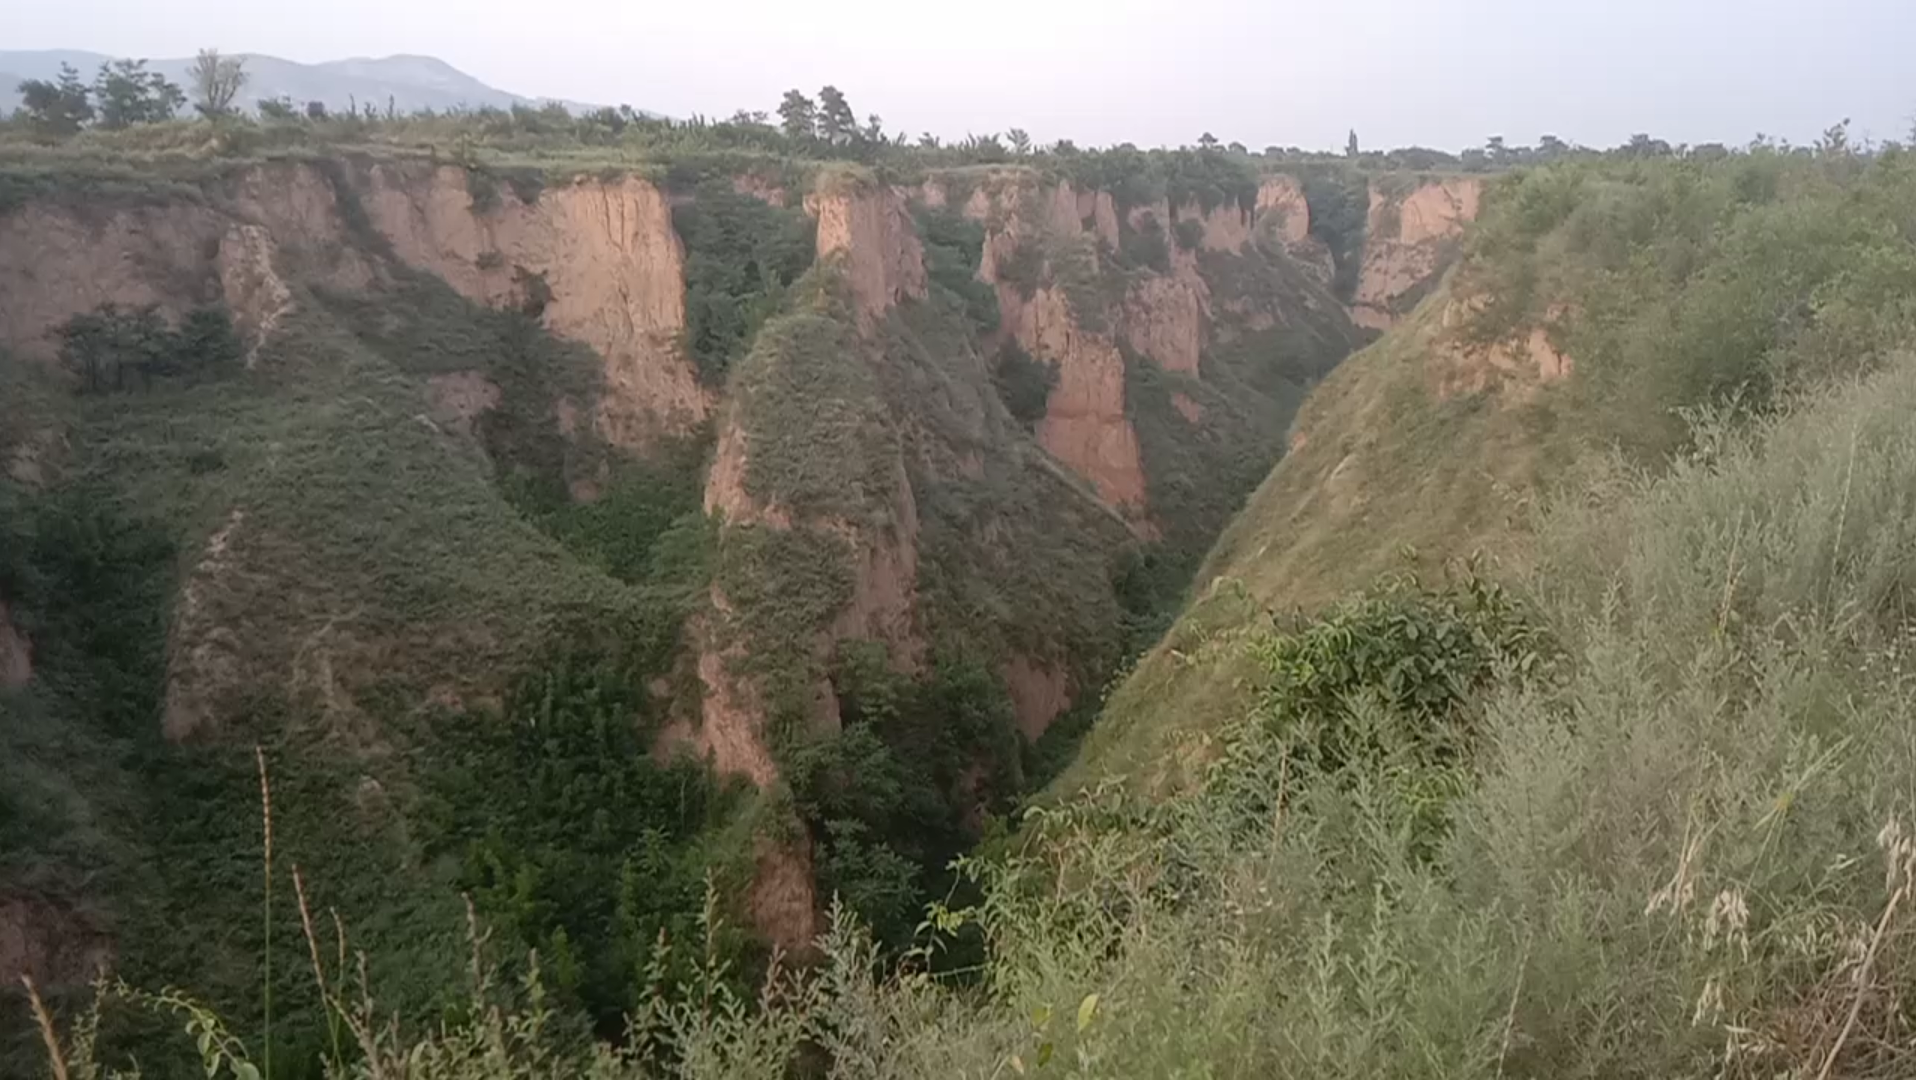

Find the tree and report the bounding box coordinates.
[1538,133,1568,160]
[17,64,94,138]
[1346,129,1360,158]
[776,89,816,140]
[189,48,248,121]
[816,85,856,145]
[1816,118,1853,157]
[864,113,884,142]
[257,96,298,122]
[917,132,941,149]
[1006,127,1031,156]
[92,59,184,129]
[1622,133,1672,159]
[1485,134,1507,163]
[1197,131,1220,150]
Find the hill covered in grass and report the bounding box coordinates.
[1073,146,1916,793]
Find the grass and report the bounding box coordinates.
[1075,147,1916,794]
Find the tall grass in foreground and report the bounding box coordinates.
[29,356,1916,1077]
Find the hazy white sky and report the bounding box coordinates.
[11,0,1914,151]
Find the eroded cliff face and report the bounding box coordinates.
[1004,655,1071,741]
[1123,275,1204,376]
[1351,178,1483,330]
[1432,294,1574,399]
[0,162,370,371]
[959,172,1349,527]
[364,164,707,446]
[807,184,928,321]
[1019,287,1149,510]
[1255,175,1335,283]
[965,178,1155,518]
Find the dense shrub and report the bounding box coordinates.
[915,206,999,336]
[991,341,1054,427]
[56,303,243,393]
[420,660,748,1032]
[1298,166,1369,301]
[672,178,816,385]
[1117,212,1170,273]
[787,645,1021,948]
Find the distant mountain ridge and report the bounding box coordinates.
[0,49,608,117]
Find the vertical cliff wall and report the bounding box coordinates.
[1350,177,1483,329]
[363,163,709,446]
[948,168,1366,546]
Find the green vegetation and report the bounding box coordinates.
[990,341,1053,428]
[0,230,727,1075]
[21,76,1902,1080]
[1083,144,1916,793]
[913,205,999,336]
[55,303,244,394]
[43,350,1916,1078]
[727,272,899,526]
[1115,211,1170,273]
[420,661,752,1034]
[670,177,817,385]
[1297,164,1370,300]
[791,645,1022,948]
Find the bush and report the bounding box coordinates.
[56,303,243,393]
[1172,217,1204,252]
[672,177,816,385]
[787,645,1021,949]
[995,238,1045,300]
[420,659,749,1033]
[1299,166,1369,300]
[915,206,999,336]
[991,340,1054,427]
[1118,212,1170,273]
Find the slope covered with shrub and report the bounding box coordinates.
[1076,146,1916,792]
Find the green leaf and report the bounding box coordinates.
[1077,992,1100,1033]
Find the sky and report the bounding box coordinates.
[10,0,1915,152]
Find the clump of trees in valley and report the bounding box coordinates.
[55,303,244,394]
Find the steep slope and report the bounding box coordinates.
[1073,150,1916,794]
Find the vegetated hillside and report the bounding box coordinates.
[0,127,1467,1073]
[0,50,597,116]
[1074,145,1916,794]
[32,278,1916,1080]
